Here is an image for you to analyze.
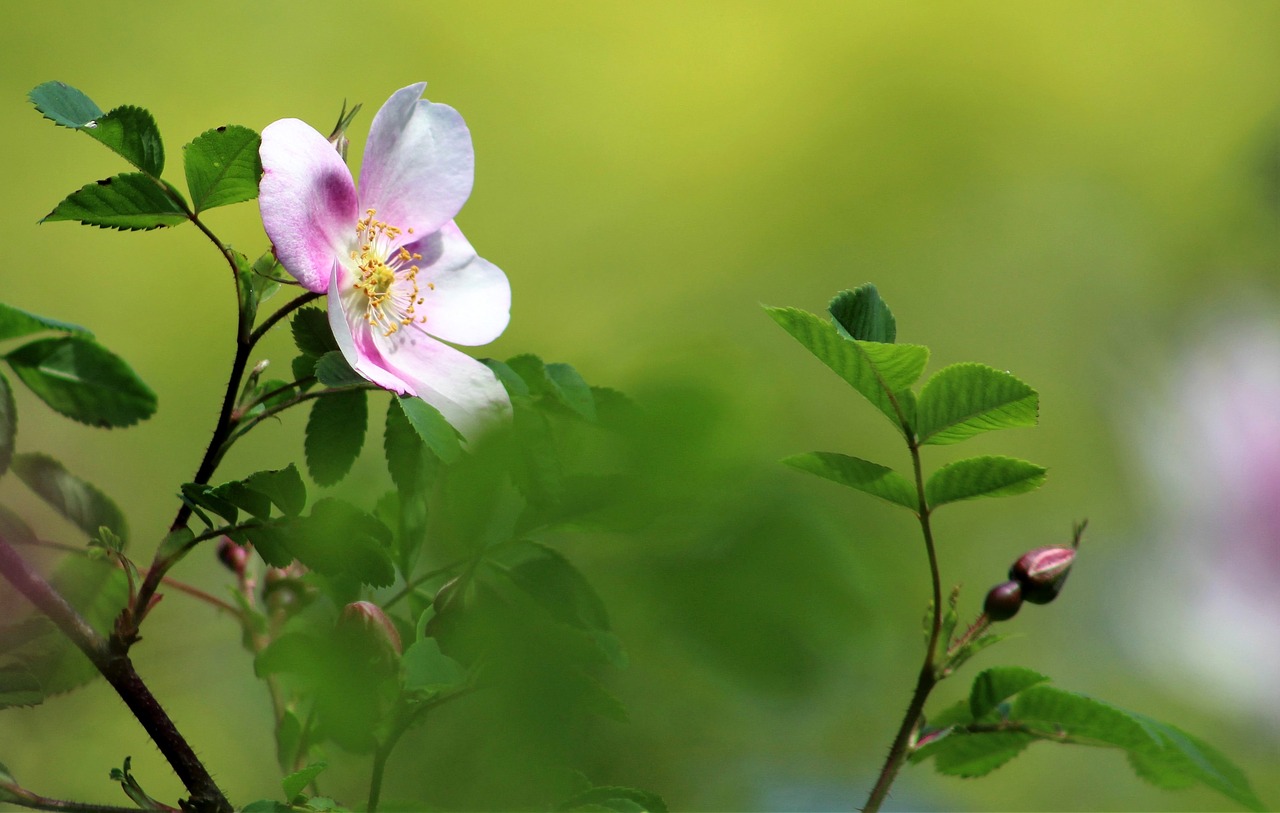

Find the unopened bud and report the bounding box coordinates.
[983,580,1023,621]
[433,576,465,616]
[339,601,402,657]
[216,537,248,576]
[1008,546,1076,605]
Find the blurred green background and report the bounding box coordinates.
[1,2,1278,811]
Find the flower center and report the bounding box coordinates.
[349,209,432,337]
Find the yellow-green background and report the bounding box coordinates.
[1,2,1277,811]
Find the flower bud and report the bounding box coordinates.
[1008,545,1076,604]
[339,601,402,657]
[216,537,248,577]
[433,576,465,616]
[983,580,1023,621]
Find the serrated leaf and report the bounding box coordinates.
[243,521,293,568]
[1124,714,1264,811]
[916,363,1038,445]
[183,125,261,212]
[291,308,338,358]
[546,362,597,421]
[829,284,896,342]
[88,106,165,176]
[397,396,463,464]
[765,306,927,431]
[305,389,367,486]
[42,174,187,230]
[28,81,103,129]
[0,662,43,709]
[782,451,917,510]
[314,352,363,387]
[12,453,126,542]
[384,396,429,493]
[244,464,306,517]
[925,456,1046,508]
[287,499,394,586]
[0,373,14,477]
[6,337,156,428]
[969,666,1049,720]
[400,637,466,695]
[930,731,1036,777]
[0,303,92,342]
[282,762,328,802]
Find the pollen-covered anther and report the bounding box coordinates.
[350,208,430,337]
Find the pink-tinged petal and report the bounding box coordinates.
[327,269,411,394]
[358,83,474,238]
[372,327,511,440]
[407,222,510,346]
[260,119,359,292]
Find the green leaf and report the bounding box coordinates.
[87,106,165,177]
[305,389,367,486]
[916,363,1038,445]
[0,662,43,709]
[0,373,14,477]
[28,81,103,129]
[925,456,1046,508]
[42,174,187,230]
[287,499,394,586]
[180,483,238,526]
[183,125,261,212]
[12,453,126,542]
[765,306,927,431]
[969,666,1049,720]
[6,336,156,428]
[282,762,328,802]
[244,465,306,517]
[0,303,92,341]
[782,451,917,510]
[546,362,597,421]
[384,396,432,493]
[497,541,612,632]
[396,396,463,464]
[1012,685,1265,810]
[314,352,363,387]
[291,308,338,358]
[243,522,293,568]
[400,637,466,695]
[483,358,531,397]
[929,731,1036,777]
[828,284,896,342]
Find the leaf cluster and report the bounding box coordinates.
[768,285,1043,511]
[30,81,261,230]
[911,667,1265,811]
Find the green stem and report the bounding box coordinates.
[861,436,944,813]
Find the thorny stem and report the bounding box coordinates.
[0,781,177,813]
[249,291,322,349]
[861,431,945,813]
[0,536,232,813]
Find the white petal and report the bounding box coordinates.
[358,83,474,238]
[406,222,510,346]
[372,326,511,441]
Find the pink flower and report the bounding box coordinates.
[259,83,511,437]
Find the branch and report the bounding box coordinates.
[0,535,232,813]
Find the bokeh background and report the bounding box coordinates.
[1,2,1278,811]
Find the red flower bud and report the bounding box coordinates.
[1008,545,1076,604]
[983,580,1023,621]
[216,537,248,576]
[339,601,402,657]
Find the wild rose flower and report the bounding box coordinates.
[259,83,511,437]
